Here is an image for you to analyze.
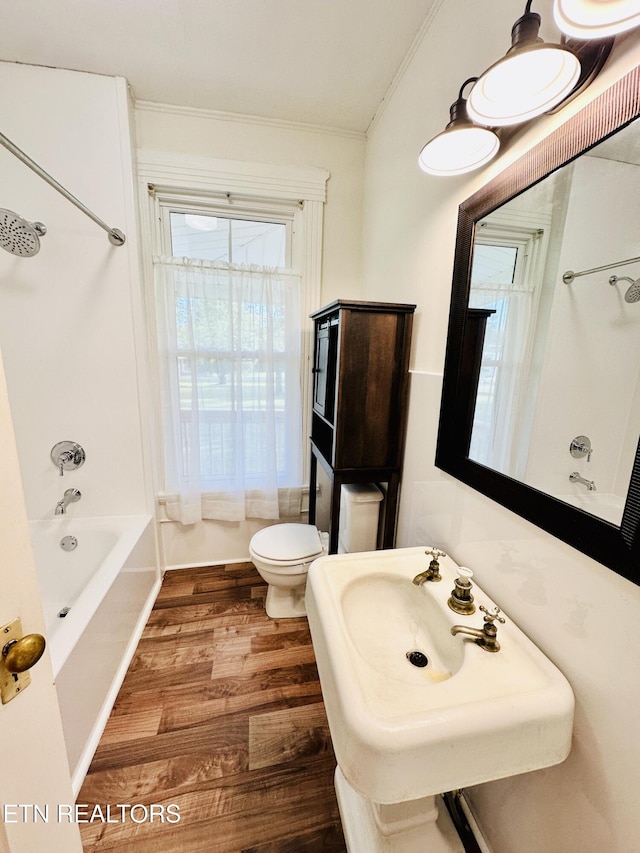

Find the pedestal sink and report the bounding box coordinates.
[306,547,574,852]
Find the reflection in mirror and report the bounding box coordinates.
[436,65,640,584]
[467,117,640,526]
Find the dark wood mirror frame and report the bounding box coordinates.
[436,65,640,586]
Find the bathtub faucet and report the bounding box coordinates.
[569,471,596,491]
[55,488,81,515]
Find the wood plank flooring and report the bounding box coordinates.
[77,562,346,853]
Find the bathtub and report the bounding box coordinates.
[29,514,160,792]
[30,514,153,676]
[557,492,625,526]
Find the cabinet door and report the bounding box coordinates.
[334,309,410,469]
[312,316,338,423]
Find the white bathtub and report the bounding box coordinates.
[29,514,153,677]
[557,492,625,526]
[29,513,160,792]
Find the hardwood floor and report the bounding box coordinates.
[77,563,346,853]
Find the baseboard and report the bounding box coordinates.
[164,557,253,570]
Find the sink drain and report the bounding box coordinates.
[406,650,429,668]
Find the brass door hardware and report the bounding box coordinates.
[0,618,46,704]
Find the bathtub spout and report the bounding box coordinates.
[55,488,81,515]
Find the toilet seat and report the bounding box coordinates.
[250,523,324,567]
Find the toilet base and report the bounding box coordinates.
[265,584,307,619]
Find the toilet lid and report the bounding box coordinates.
[250,523,323,562]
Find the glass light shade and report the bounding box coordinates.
[467,44,581,126]
[418,125,500,176]
[554,0,640,38]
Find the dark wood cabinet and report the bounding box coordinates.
[308,299,415,553]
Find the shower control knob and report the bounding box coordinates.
[570,435,592,461]
[51,441,85,476]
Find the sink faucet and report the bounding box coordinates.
[412,548,447,584]
[569,471,596,491]
[55,488,81,515]
[451,605,505,652]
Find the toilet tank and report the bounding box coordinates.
[338,483,383,553]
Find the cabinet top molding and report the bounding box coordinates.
[310,299,416,319]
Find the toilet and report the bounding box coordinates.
[249,483,383,618]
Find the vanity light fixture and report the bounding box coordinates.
[466,1,581,127]
[418,78,500,176]
[553,0,640,38]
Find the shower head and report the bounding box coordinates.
[608,275,640,304]
[625,280,640,303]
[0,208,47,257]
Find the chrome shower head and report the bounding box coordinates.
[624,280,640,303]
[0,208,46,257]
[608,274,640,304]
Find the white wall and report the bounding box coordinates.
[361,1,640,849]
[135,102,367,566]
[0,62,152,520]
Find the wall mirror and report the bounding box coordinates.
[436,65,640,586]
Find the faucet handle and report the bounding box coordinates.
[570,435,593,462]
[424,547,446,582]
[479,604,505,625]
[425,548,447,560]
[51,441,85,477]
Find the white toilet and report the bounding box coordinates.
[249,483,383,619]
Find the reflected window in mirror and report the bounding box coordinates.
[469,210,551,481]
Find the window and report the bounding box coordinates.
[468,219,549,478]
[138,153,328,525]
[169,212,287,266]
[153,200,304,524]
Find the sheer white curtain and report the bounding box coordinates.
[469,278,536,478]
[153,256,303,525]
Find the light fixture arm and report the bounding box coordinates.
[458,78,478,101]
[445,78,479,129]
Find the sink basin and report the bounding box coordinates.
[341,572,464,686]
[306,547,574,805]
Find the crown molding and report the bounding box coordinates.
[135,99,366,142]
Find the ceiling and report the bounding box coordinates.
[3,0,440,133]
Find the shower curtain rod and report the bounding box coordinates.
[0,131,125,246]
[563,254,640,284]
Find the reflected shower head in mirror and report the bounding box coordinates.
[0,208,47,257]
[609,275,640,304]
